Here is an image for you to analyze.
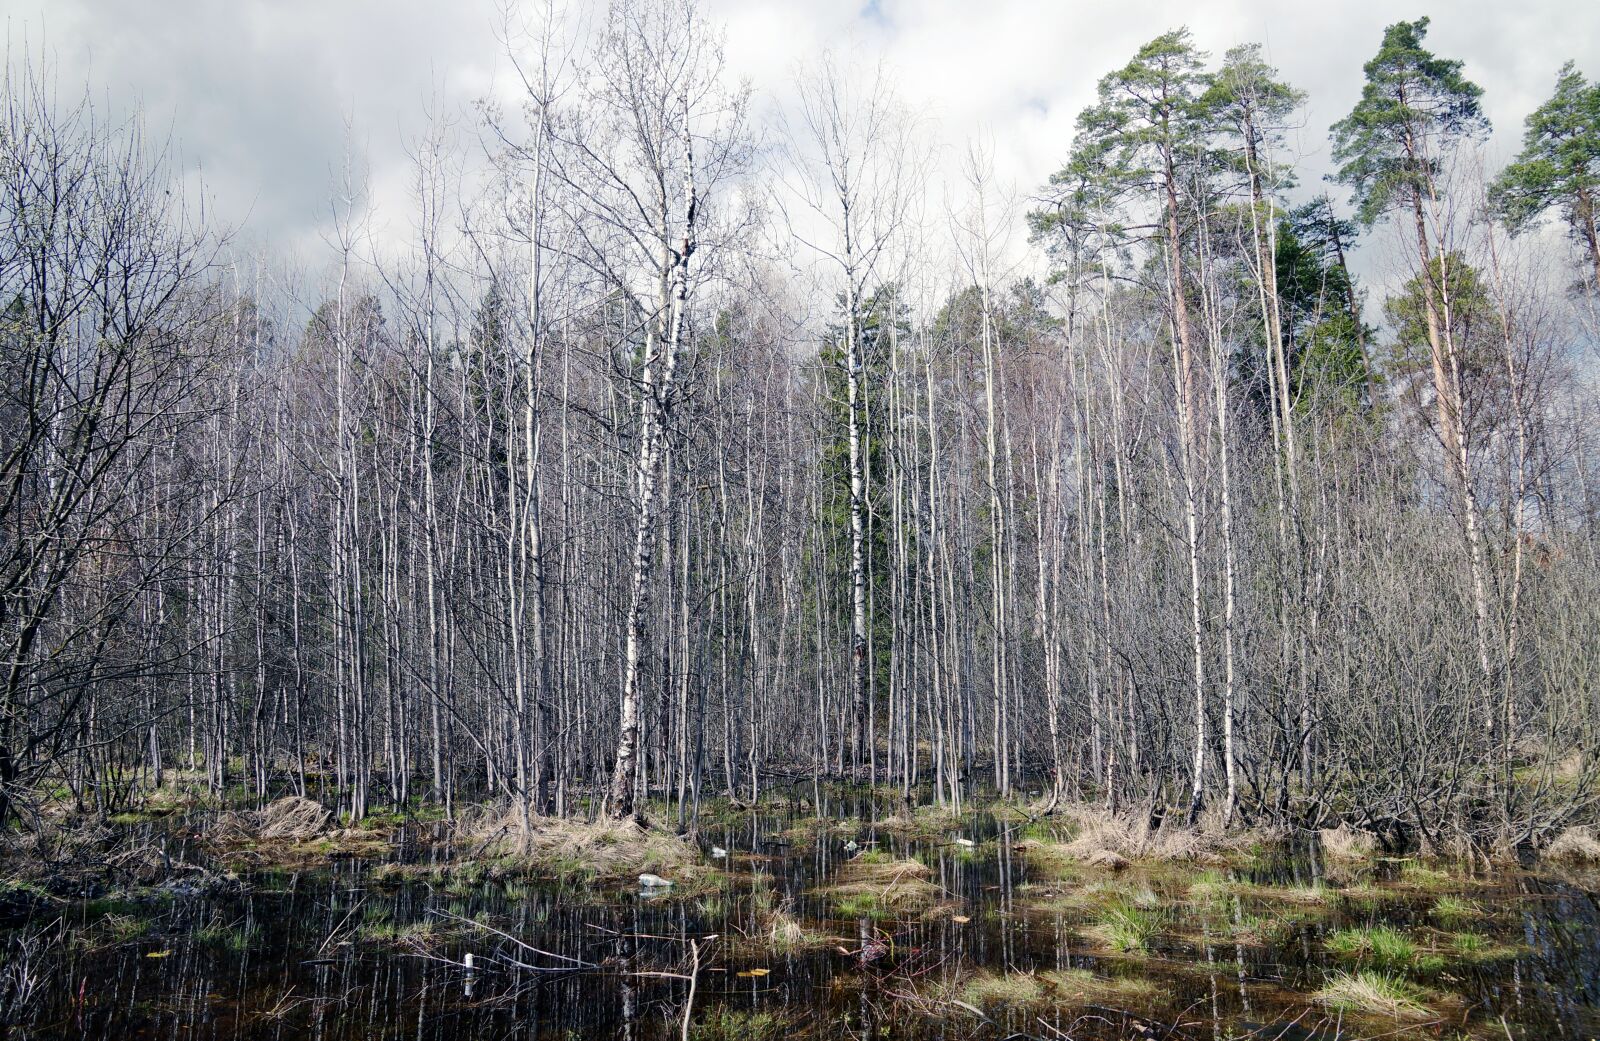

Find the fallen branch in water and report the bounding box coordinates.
[430,908,599,971]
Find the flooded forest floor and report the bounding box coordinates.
[2,782,1598,1040]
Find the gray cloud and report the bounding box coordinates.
[7,0,1597,268]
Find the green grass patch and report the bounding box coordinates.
[97,913,152,943]
[819,856,938,920]
[1187,869,1232,902]
[761,909,821,953]
[960,971,1044,1007]
[833,892,890,919]
[1017,819,1073,843]
[1397,861,1455,889]
[1215,908,1301,946]
[197,919,256,951]
[689,1008,794,1041]
[1445,931,1517,962]
[1429,895,1483,925]
[1092,900,1164,953]
[1325,926,1418,969]
[959,967,1156,1010]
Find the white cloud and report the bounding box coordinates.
[7,0,1597,290]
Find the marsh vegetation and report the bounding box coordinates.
[2,787,1598,1040]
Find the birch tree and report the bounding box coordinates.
[553,0,750,819]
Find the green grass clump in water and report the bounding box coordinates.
[1398,861,1454,889]
[1446,931,1517,962]
[1337,882,1391,910]
[960,972,1044,1007]
[1217,909,1295,946]
[1325,926,1417,969]
[0,877,48,897]
[1019,819,1071,843]
[197,919,256,951]
[1189,870,1330,909]
[822,856,937,918]
[960,968,1156,1009]
[1188,869,1232,901]
[97,913,152,943]
[357,906,398,941]
[764,910,817,953]
[79,896,141,919]
[1429,895,1483,925]
[833,892,888,920]
[689,1009,793,1041]
[1080,880,1129,902]
[748,882,776,914]
[1366,927,1418,968]
[1093,900,1163,953]
[1316,970,1432,1018]
[360,914,442,946]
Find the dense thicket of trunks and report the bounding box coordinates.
[3,6,1597,852]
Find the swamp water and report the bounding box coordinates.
[3,800,1597,1040]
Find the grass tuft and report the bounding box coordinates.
[1397,861,1454,889]
[1314,970,1432,1018]
[1325,925,1417,969]
[820,857,938,920]
[1092,899,1164,953]
[1429,895,1483,925]
[959,972,1043,1007]
[958,968,1156,1010]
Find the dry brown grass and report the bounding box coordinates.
[819,855,940,915]
[764,908,823,951]
[457,806,699,881]
[211,796,331,844]
[205,798,397,869]
[1023,804,1269,870]
[257,796,332,839]
[1544,826,1600,863]
[876,806,962,836]
[1314,970,1433,1019]
[1319,823,1378,860]
[955,967,1155,1010]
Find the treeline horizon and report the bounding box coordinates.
[3,3,1599,854]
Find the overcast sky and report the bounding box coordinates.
[8,0,1599,276]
